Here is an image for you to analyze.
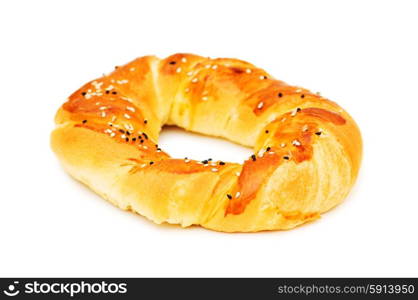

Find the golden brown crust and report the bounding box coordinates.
[51,53,362,232]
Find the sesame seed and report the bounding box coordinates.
[212,65,218,70]
[235,172,241,176]
[121,134,127,139]
[246,68,252,74]
[259,75,267,80]
[186,71,193,77]
[176,67,182,73]
[295,88,302,92]
[110,132,116,137]
[121,97,133,103]
[191,78,198,83]
[185,88,190,93]
[99,106,107,110]
[291,109,298,116]
[124,113,131,119]
[258,149,265,157]
[227,194,232,200]
[292,140,301,147]
[126,106,135,112]
[181,57,187,63]
[143,145,148,149]
[280,143,286,148]
[106,85,114,91]
[211,168,218,172]
[205,64,211,69]
[235,192,241,198]
[201,96,208,101]
[257,101,264,109]
[117,79,129,84]
[101,111,106,118]
[130,67,136,72]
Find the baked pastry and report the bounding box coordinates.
[51,53,362,232]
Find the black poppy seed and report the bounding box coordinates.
[301,94,305,98]
[109,124,113,126]
[265,130,269,134]
[82,120,87,124]
[132,138,137,142]
[297,107,301,112]
[283,156,290,160]
[81,92,86,96]
[315,131,322,136]
[126,131,131,136]
[125,138,129,142]
[142,132,148,139]
[278,92,283,97]
[208,158,212,161]
[149,161,154,165]
[202,160,208,164]
[140,139,144,143]
[219,161,225,165]
[157,148,161,151]
[115,66,119,69]
[227,194,232,200]
[169,61,176,65]
[155,144,159,148]
[119,129,125,133]
[112,91,117,95]
[266,146,271,151]
[144,120,148,124]
[251,154,256,161]
[105,90,110,94]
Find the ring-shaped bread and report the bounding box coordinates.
[51,53,362,232]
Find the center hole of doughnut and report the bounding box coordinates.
[158,126,253,164]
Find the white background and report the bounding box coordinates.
[1,0,417,277]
